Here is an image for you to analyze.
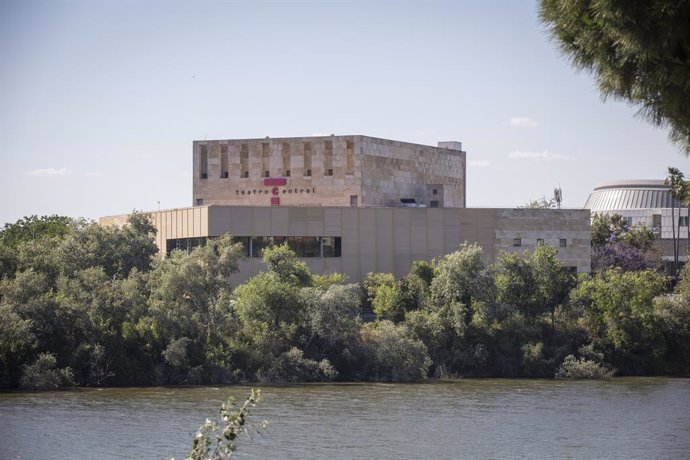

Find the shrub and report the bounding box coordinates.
[555,355,614,379]
[19,352,75,390]
[360,321,431,382]
[258,348,337,383]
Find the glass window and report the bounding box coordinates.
[234,237,251,257]
[321,237,342,257]
[513,238,521,247]
[288,236,320,257]
[560,238,567,247]
[250,236,287,257]
[166,237,208,255]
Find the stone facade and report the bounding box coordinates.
[192,135,466,208]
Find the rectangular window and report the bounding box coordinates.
[288,236,321,257]
[200,144,208,179]
[196,198,203,205]
[247,236,341,258]
[220,145,228,179]
[242,171,249,178]
[282,142,291,176]
[623,216,633,227]
[234,237,251,257]
[240,143,249,177]
[250,236,287,258]
[303,142,312,176]
[560,238,567,247]
[264,171,270,178]
[513,238,521,247]
[432,189,438,195]
[430,200,439,208]
[166,237,208,255]
[321,237,342,257]
[324,140,333,176]
[679,216,689,227]
[345,140,354,175]
[350,195,358,207]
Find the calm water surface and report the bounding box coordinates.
[1,378,689,459]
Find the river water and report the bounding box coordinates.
[1,378,689,459]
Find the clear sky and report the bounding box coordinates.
[1,0,688,226]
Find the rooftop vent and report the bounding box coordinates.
[400,198,425,208]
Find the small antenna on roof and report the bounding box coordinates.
[554,187,562,209]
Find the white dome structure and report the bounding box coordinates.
[585,180,688,261]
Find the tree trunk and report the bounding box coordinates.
[672,203,677,275]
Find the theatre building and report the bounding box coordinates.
[100,135,591,282]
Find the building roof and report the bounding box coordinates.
[585,180,681,211]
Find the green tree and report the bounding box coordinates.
[590,213,660,273]
[143,235,244,383]
[540,0,690,153]
[571,268,669,373]
[361,272,396,311]
[430,243,494,326]
[0,215,73,248]
[261,244,312,287]
[665,167,687,275]
[360,321,431,382]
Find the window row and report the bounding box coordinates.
[513,238,568,248]
[166,236,342,258]
[201,168,338,180]
[199,140,354,179]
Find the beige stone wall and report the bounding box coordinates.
[192,135,465,208]
[102,205,590,283]
[193,136,362,208]
[494,209,592,273]
[359,137,465,207]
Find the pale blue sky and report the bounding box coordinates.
[1,0,687,226]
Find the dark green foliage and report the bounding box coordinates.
[0,215,73,248]
[3,212,690,388]
[540,0,690,153]
[19,352,74,390]
[261,244,312,287]
[258,348,337,383]
[360,321,431,382]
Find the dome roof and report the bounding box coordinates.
[585,180,681,211]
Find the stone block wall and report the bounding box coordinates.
[192,135,466,208]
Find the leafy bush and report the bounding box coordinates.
[360,321,431,382]
[258,348,337,383]
[19,352,75,390]
[555,355,614,379]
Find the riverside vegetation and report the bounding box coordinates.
[1,212,690,390]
